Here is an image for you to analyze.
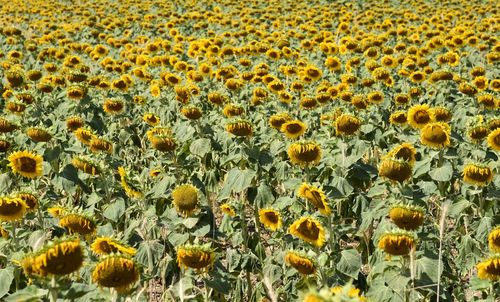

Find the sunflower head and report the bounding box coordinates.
[149,134,177,152]
[488,226,500,253]
[378,158,412,183]
[288,141,322,167]
[89,137,113,154]
[32,237,84,276]
[59,212,97,237]
[281,120,307,139]
[220,203,236,217]
[92,254,139,293]
[431,107,452,122]
[143,113,161,126]
[462,163,493,187]
[48,206,68,218]
[226,119,253,137]
[285,250,316,275]
[0,197,27,222]
[389,111,408,125]
[407,104,434,129]
[389,204,425,230]
[181,105,203,120]
[17,192,38,211]
[66,116,85,132]
[289,216,326,248]
[8,150,43,178]
[269,112,292,130]
[476,254,500,281]
[420,122,451,149]
[258,208,282,231]
[378,230,416,256]
[335,114,361,136]
[117,167,143,199]
[74,127,95,145]
[0,118,18,133]
[172,184,199,217]
[177,244,215,273]
[297,183,331,215]
[26,127,52,143]
[386,143,417,166]
[91,237,136,256]
[487,128,500,151]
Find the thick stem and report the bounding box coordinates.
[436,202,449,302]
[49,275,57,302]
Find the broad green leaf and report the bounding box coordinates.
[336,249,361,279]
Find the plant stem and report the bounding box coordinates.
[49,275,57,302]
[11,222,17,251]
[436,201,449,302]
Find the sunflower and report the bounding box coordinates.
[285,251,316,275]
[420,122,451,149]
[177,244,215,273]
[59,213,97,237]
[269,113,291,130]
[0,225,8,239]
[431,107,452,122]
[222,104,245,118]
[72,156,100,175]
[378,158,412,183]
[143,113,160,126]
[181,105,203,120]
[8,150,43,178]
[93,255,139,293]
[226,119,253,137]
[378,230,416,256]
[91,237,136,256]
[281,120,307,139]
[335,114,361,136]
[462,163,493,186]
[407,104,434,129]
[0,139,11,152]
[149,169,162,178]
[389,204,425,230]
[26,127,52,142]
[297,183,331,215]
[386,143,417,166]
[487,128,500,151]
[103,99,125,114]
[149,135,177,152]
[172,184,199,217]
[259,208,282,231]
[32,237,84,276]
[477,255,500,281]
[48,206,68,218]
[476,94,497,110]
[118,167,143,199]
[488,227,500,253]
[17,192,38,211]
[74,128,95,145]
[331,285,367,301]
[288,141,322,167]
[0,197,27,222]
[389,111,408,125]
[220,203,236,217]
[67,85,87,100]
[66,116,85,132]
[89,137,113,154]
[0,118,18,133]
[289,216,326,247]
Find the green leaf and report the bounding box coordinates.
[429,161,453,182]
[4,285,47,302]
[218,168,256,199]
[336,249,361,279]
[448,199,471,218]
[190,138,211,157]
[254,184,274,207]
[0,268,14,298]
[103,199,125,222]
[0,174,12,192]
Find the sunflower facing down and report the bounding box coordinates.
[281,120,307,139]
[378,158,412,183]
[226,119,253,137]
[487,128,500,151]
[386,143,417,167]
[378,230,416,256]
[259,208,282,231]
[289,216,326,248]
[389,111,408,125]
[32,237,84,276]
[0,197,27,222]
[181,105,203,120]
[285,250,316,275]
[407,104,434,129]
[17,192,38,211]
[149,135,177,152]
[389,204,425,230]
[462,163,493,186]
[476,255,500,281]
[8,150,43,178]
[288,141,322,167]
[118,167,143,199]
[297,183,331,215]
[177,244,215,273]
[26,127,52,142]
[220,203,236,217]
[48,206,68,218]
[59,213,97,237]
[420,122,451,149]
[335,114,361,136]
[89,137,113,154]
[488,226,500,253]
[171,184,199,217]
[92,255,139,293]
[72,156,100,175]
[269,112,292,130]
[74,127,95,145]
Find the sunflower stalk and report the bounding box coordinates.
[436,201,449,302]
[49,275,58,302]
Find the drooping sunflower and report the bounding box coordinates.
[462,163,493,187]
[487,128,500,151]
[93,255,139,293]
[32,237,84,276]
[48,206,68,218]
[8,150,43,178]
[89,137,113,154]
[66,116,85,132]
[431,107,452,122]
[297,183,331,215]
[59,213,97,237]
[172,184,199,217]
[149,135,177,152]
[0,139,11,152]
[181,105,203,120]
[143,113,160,126]
[378,230,416,256]
[378,158,412,183]
[407,104,434,129]
[0,225,8,239]
[488,227,500,253]
[476,255,500,281]
[0,197,27,222]
[91,237,136,256]
[226,119,253,137]
[389,204,425,230]
[0,118,18,133]
[26,127,52,142]
[285,251,316,275]
[222,103,245,118]
[17,192,38,211]
[335,114,361,136]
[289,216,326,247]
[72,156,100,175]
[258,208,282,231]
[389,111,408,125]
[220,203,236,217]
[103,98,125,114]
[281,120,307,139]
[288,141,322,167]
[177,244,215,273]
[420,122,451,149]
[74,127,95,145]
[117,167,143,199]
[269,112,292,130]
[386,143,417,167]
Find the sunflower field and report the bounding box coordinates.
[0,0,499,301]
